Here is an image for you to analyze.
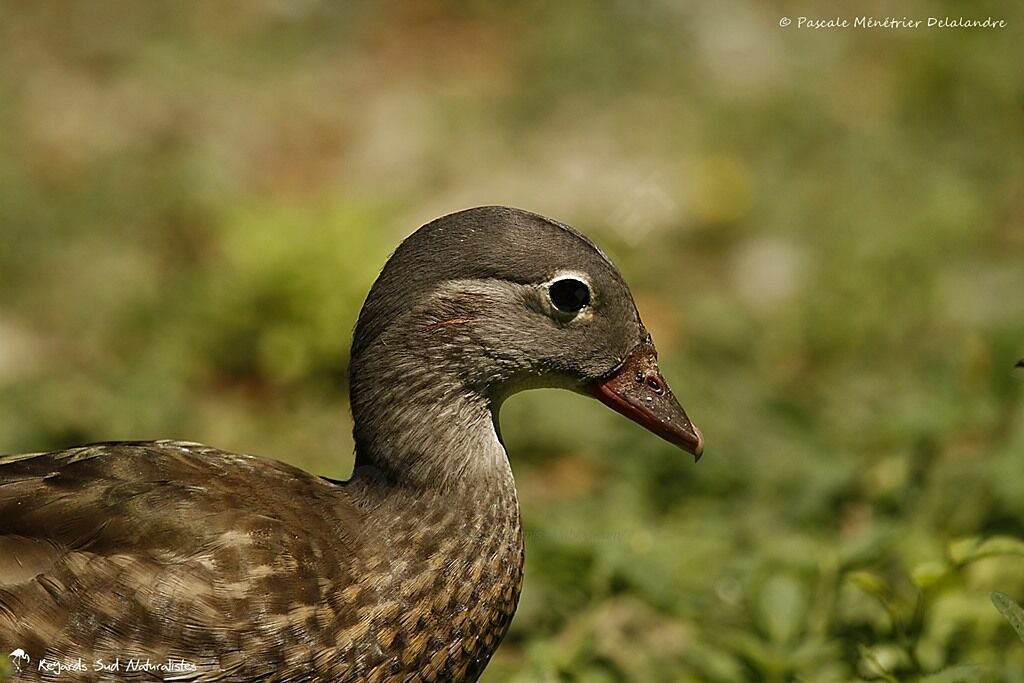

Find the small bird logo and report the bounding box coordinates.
[8,648,30,673]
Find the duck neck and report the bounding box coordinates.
[345,339,525,680]
[348,342,515,501]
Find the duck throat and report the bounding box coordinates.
[348,340,514,496]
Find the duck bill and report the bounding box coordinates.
[589,339,704,460]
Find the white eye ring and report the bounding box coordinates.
[546,274,592,314]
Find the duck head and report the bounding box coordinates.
[350,206,703,464]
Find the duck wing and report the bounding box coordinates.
[0,440,365,681]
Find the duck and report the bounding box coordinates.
[0,206,703,682]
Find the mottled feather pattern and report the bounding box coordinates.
[1,441,523,681]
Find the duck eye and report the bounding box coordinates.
[548,278,591,313]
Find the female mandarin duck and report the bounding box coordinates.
[0,206,703,682]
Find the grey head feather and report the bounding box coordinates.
[347,206,651,483]
[350,206,638,362]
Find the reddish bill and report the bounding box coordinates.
[589,338,704,459]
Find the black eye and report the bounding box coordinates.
[548,278,591,313]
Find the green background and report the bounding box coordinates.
[1,1,1023,680]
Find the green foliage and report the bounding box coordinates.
[992,593,1024,644]
[1,1,1023,681]
[196,201,392,386]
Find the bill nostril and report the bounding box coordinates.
[643,374,664,395]
[633,370,664,395]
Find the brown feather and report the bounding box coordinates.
[1,440,523,681]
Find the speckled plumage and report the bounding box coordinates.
[1,440,523,682]
[1,206,700,681]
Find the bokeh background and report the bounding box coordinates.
[2,1,1024,680]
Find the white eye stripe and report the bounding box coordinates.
[543,271,593,291]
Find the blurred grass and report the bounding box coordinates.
[1,1,1023,680]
